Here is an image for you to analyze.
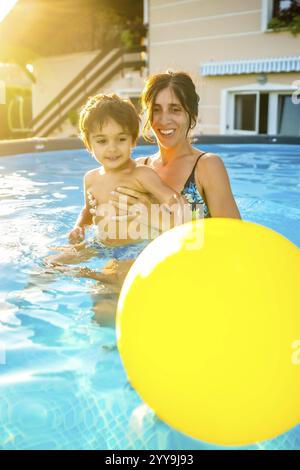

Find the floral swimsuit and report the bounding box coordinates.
[145,152,210,219]
[180,153,210,218]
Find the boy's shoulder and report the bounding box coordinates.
[84,167,103,181]
[133,164,156,175]
[133,164,157,181]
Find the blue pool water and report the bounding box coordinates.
[0,144,299,450]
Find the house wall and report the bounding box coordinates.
[31,50,100,117]
[149,0,300,68]
[30,47,146,137]
[50,68,146,138]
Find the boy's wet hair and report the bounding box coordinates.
[141,71,200,142]
[79,93,140,151]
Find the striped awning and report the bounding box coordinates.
[201,56,300,76]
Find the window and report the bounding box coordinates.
[262,0,300,30]
[277,94,300,135]
[261,0,275,31]
[273,0,298,17]
[228,90,300,136]
[259,94,269,134]
[234,95,256,132]
[8,95,32,132]
[233,93,269,134]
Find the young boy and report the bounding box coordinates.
[45,93,185,268]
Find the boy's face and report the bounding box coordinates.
[89,118,133,170]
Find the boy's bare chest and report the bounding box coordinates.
[87,172,143,203]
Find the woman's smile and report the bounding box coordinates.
[158,129,176,137]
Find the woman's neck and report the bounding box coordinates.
[158,141,195,165]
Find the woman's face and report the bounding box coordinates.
[150,87,190,149]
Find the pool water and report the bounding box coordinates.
[0,144,299,450]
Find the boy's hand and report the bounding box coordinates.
[68,226,85,244]
[87,192,97,215]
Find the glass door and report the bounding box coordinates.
[232,92,259,135]
[277,94,300,136]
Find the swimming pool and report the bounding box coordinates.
[0,144,299,450]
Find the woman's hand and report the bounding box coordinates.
[110,187,154,215]
[109,188,160,236]
[87,191,98,216]
[89,187,155,222]
[88,187,164,237]
[111,187,152,205]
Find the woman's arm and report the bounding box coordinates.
[198,154,241,219]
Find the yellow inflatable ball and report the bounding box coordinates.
[116,219,300,446]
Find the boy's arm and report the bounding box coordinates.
[134,167,187,231]
[68,172,94,243]
[135,166,181,206]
